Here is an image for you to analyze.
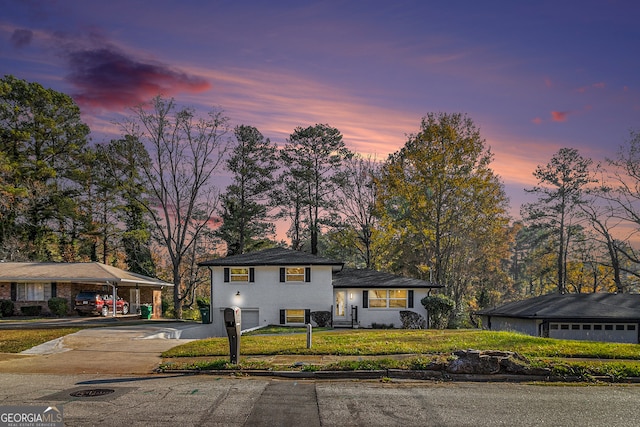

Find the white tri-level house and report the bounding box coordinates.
[198,247,443,337]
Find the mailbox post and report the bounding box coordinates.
[223,306,241,364]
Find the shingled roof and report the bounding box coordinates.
[0,262,173,287]
[332,267,444,289]
[198,247,344,269]
[476,293,640,321]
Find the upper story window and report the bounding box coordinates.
[286,267,305,282]
[223,267,254,283]
[230,268,249,282]
[280,267,311,283]
[367,289,408,309]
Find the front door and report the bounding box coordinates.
[152,290,162,319]
[335,291,346,320]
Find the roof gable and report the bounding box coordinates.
[198,247,344,268]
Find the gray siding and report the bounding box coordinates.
[483,316,540,336]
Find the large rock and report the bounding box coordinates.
[448,350,501,374]
[400,310,426,329]
[446,349,550,376]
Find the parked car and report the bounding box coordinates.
[74,291,130,316]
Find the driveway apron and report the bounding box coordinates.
[0,325,196,375]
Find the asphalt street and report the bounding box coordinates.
[1,373,640,426]
[1,321,640,426]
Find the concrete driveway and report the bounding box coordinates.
[0,321,213,375]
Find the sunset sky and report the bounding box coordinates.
[1,0,639,216]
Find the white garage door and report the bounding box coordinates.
[240,309,259,331]
[549,322,638,343]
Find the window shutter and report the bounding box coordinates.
[305,309,311,324]
[305,267,311,282]
[280,309,285,324]
[51,282,57,298]
[10,282,17,301]
[279,268,285,282]
[362,290,368,308]
[223,268,230,282]
[408,290,414,308]
[249,268,255,282]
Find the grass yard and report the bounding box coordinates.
[0,328,82,353]
[162,328,640,360]
[160,328,640,378]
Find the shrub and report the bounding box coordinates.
[48,297,69,317]
[196,297,210,309]
[20,305,42,316]
[399,310,426,329]
[0,299,14,317]
[162,298,174,318]
[371,322,394,329]
[311,311,331,327]
[421,294,455,329]
[182,307,201,321]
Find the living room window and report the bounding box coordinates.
[368,289,407,309]
[17,283,52,301]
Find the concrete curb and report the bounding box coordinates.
[158,368,640,383]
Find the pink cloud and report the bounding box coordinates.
[576,82,606,93]
[66,47,211,111]
[531,117,543,125]
[197,66,414,157]
[551,111,569,122]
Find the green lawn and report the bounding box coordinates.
[162,328,640,360]
[160,328,640,378]
[0,328,82,353]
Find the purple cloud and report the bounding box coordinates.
[10,29,33,48]
[65,47,211,111]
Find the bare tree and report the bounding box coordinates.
[121,96,228,318]
[335,154,379,268]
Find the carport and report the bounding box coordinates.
[0,262,173,318]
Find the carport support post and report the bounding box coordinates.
[306,324,312,349]
[106,282,117,318]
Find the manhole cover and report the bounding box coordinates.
[70,389,115,398]
[42,386,135,401]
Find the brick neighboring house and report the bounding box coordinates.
[0,262,172,317]
[198,247,443,336]
[476,293,640,344]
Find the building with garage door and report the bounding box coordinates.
[476,292,640,343]
[198,247,443,337]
